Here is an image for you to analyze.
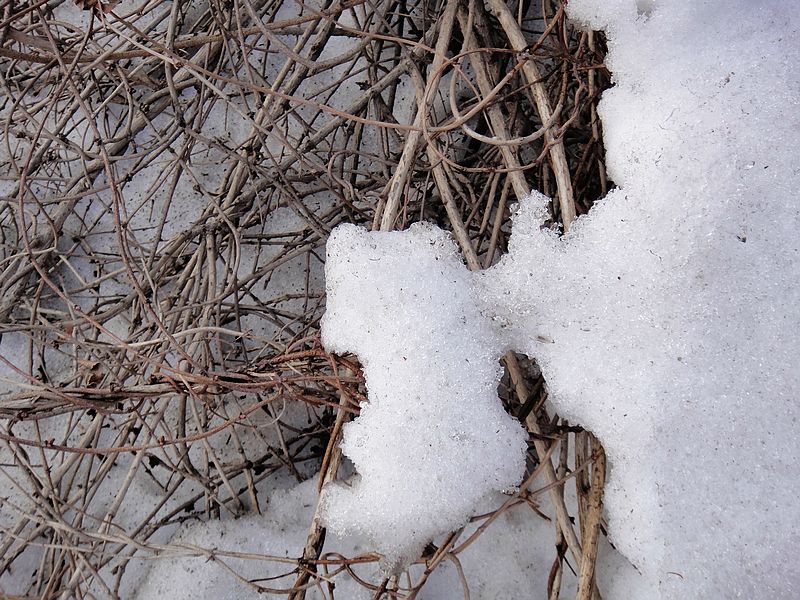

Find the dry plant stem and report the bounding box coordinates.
[0,415,104,568]
[575,435,606,600]
[484,0,576,228]
[407,28,481,270]
[209,14,443,237]
[588,31,608,197]
[548,429,570,599]
[504,352,583,567]
[483,177,511,268]
[217,0,346,215]
[0,2,369,65]
[288,359,351,600]
[457,6,528,203]
[575,431,592,537]
[429,156,482,270]
[0,16,228,322]
[378,0,459,232]
[549,523,566,600]
[406,529,464,600]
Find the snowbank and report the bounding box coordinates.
[320,223,528,569]
[321,1,800,597]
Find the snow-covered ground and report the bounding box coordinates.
[1,0,798,598]
[320,0,800,597]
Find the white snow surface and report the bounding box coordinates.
[133,477,591,599]
[319,223,529,569]
[320,1,800,597]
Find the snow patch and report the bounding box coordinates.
[319,2,800,597]
[319,223,528,569]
